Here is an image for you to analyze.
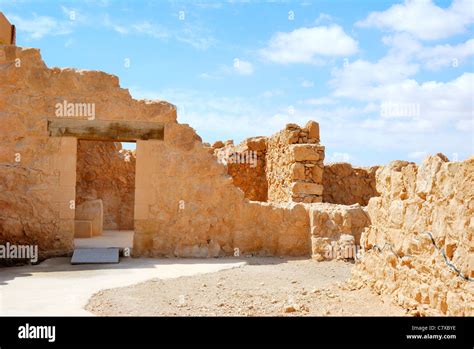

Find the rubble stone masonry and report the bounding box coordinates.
[323,162,379,206]
[352,154,474,316]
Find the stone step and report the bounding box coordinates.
[71,248,120,264]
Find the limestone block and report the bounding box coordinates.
[244,136,266,151]
[290,144,320,161]
[312,165,324,183]
[75,199,103,236]
[305,120,320,141]
[74,220,92,238]
[291,182,323,195]
[291,163,306,180]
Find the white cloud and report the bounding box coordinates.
[315,13,333,24]
[330,57,419,99]
[200,59,255,79]
[103,16,214,50]
[8,13,73,39]
[301,80,314,87]
[233,59,254,75]
[416,38,474,70]
[331,56,474,132]
[132,21,169,39]
[357,0,474,40]
[260,25,358,64]
[175,22,216,50]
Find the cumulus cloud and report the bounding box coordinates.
[260,25,358,64]
[357,0,474,40]
[416,39,474,70]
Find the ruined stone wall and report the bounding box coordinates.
[323,163,379,206]
[352,154,474,316]
[309,203,370,261]
[266,122,324,203]
[76,141,135,230]
[211,137,267,202]
[1,46,314,259]
[0,46,176,259]
[134,134,311,257]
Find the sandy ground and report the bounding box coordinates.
[0,257,245,315]
[86,257,408,316]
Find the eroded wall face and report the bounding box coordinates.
[352,155,474,316]
[323,163,379,206]
[0,135,77,258]
[76,141,135,230]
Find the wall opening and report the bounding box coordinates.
[73,140,136,249]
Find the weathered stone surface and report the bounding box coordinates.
[323,163,379,206]
[266,123,325,203]
[351,154,474,316]
[74,220,92,238]
[212,125,325,205]
[212,136,268,201]
[292,182,323,196]
[0,12,14,45]
[307,203,369,261]
[75,199,103,236]
[0,46,175,259]
[305,121,320,141]
[290,144,321,161]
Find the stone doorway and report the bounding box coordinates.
[73,140,136,250]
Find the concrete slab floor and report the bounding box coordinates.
[0,257,246,316]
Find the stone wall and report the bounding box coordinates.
[0,46,176,259]
[76,140,135,230]
[323,163,379,206]
[351,154,474,316]
[309,203,370,261]
[0,46,315,259]
[211,137,267,202]
[266,122,325,203]
[133,135,312,257]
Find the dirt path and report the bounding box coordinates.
[86,258,407,316]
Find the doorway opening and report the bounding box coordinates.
[73,140,136,249]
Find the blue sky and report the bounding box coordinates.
[3,0,473,165]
